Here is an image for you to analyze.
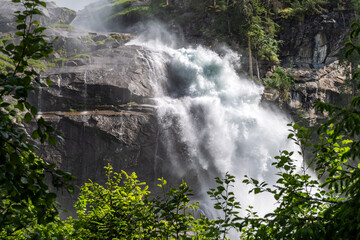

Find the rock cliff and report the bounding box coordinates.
[0,0,168,216]
[31,31,166,215]
[262,10,353,126]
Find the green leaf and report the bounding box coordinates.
[0,102,11,108]
[0,131,9,139]
[24,112,32,123]
[48,136,56,146]
[67,185,75,194]
[32,129,40,139]
[16,24,27,30]
[5,43,15,51]
[20,177,29,184]
[30,106,38,115]
[46,78,52,86]
[352,71,360,80]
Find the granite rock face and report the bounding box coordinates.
[278,10,352,69]
[262,10,353,125]
[0,0,76,33]
[1,0,169,217]
[263,61,350,125]
[32,45,157,112]
[38,109,159,216]
[30,32,167,216]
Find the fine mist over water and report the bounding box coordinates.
[50,0,100,11]
[126,23,301,217]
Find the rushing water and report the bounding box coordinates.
[60,0,300,217]
[126,33,301,217]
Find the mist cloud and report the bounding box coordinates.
[49,0,99,11]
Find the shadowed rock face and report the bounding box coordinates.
[28,31,168,217]
[261,10,353,126]
[1,0,167,217]
[37,109,159,217]
[277,10,352,69]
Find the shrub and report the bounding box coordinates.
[263,66,294,98]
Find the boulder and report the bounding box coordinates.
[0,0,76,33]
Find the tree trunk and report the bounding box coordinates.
[256,58,260,80]
[341,11,346,28]
[227,0,231,34]
[248,35,253,79]
[166,0,168,6]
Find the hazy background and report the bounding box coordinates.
[49,0,99,11]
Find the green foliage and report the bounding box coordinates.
[289,0,328,19]
[0,0,74,237]
[0,53,15,73]
[71,164,154,239]
[2,217,75,240]
[96,0,152,21]
[16,164,242,239]
[238,21,360,239]
[263,66,294,98]
[239,120,360,239]
[66,164,204,239]
[110,6,150,19]
[207,173,241,239]
[240,0,281,64]
[60,165,243,239]
[50,23,74,31]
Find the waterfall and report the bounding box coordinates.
[83,70,88,113]
[127,30,301,217]
[54,0,302,222]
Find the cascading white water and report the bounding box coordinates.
[127,28,301,217]
[55,0,301,216]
